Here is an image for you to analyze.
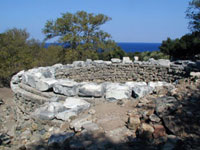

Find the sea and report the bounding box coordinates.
[117,42,161,53]
[45,42,161,53]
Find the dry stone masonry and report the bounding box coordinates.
[10,57,198,122]
[5,57,200,149]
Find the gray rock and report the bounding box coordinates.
[149,114,161,122]
[125,82,147,88]
[22,73,57,91]
[47,102,68,113]
[73,61,85,67]
[155,96,179,117]
[93,60,104,65]
[70,114,93,132]
[82,123,99,131]
[53,79,78,96]
[157,59,171,67]
[103,61,112,65]
[33,102,68,120]
[122,57,132,64]
[64,97,90,114]
[148,81,174,90]
[48,132,74,147]
[11,70,25,84]
[85,59,92,66]
[111,58,121,63]
[105,83,132,101]
[35,110,55,120]
[132,85,153,98]
[55,110,77,121]
[78,83,103,97]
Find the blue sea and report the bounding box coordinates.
[45,42,161,53]
[117,42,161,53]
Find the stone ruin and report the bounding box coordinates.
[8,57,200,149]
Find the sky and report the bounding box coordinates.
[0,0,190,43]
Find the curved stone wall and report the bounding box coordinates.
[10,57,193,121]
[56,63,187,83]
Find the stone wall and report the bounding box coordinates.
[56,63,189,83]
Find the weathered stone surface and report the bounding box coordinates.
[55,110,77,121]
[132,85,153,98]
[122,57,132,64]
[157,59,171,67]
[155,96,179,117]
[153,124,166,138]
[53,79,78,96]
[11,70,25,84]
[126,81,147,87]
[105,83,132,101]
[82,123,99,131]
[141,123,154,133]
[148,81,174,90]
[70,115,93,132]
[111,58,121,63]
[64,97,90,114]
[73,61,85,67]
[22,73,57,91]
[78,83,103,97]
[149,114,161,123]
[32,102,67,120]
[127,115,141,130]
[48,132,74,147]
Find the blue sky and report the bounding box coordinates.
[0,0,190,43]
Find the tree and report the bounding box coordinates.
[43,11,112,50]
[160,32,200,60]
[186,0,200,32]
[43,11,125,62]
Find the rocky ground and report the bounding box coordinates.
[0,78,200,150]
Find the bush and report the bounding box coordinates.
[128,51,169,61]
[160,32,200,60]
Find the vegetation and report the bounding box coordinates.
[43,11,125,63]
[159,0,200,60]
[128,51,169,61]
[1,1,199,86]
[0,29,63,86]
[186,0,200,32]
[160,32,200,60]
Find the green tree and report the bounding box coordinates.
[186,0,200,32]
[43,11,125,62]
[160,32,200,60]
[0,28,41,86]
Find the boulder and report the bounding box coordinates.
[153,124,166,138]
[22,73,57,91]
[122,57,132,64]
[127,115,141,130]
[55,111,77,121]
[82,123,99,131]
[111,58,121,63]
[78,83,103,97]
[53,79,78,96]
[70,114,93,132]
[157,59,171,67]
[64,97,90,114]
[125,81,147,88]
[155,96,179,118]
[105,83,132,101]
[48,132,74,147]
[132,85,153,98]
[11,70,25,84]
[93,60,104,65]
[73,61,85,67]
[148,81,174,90]
[32,102,68,120]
